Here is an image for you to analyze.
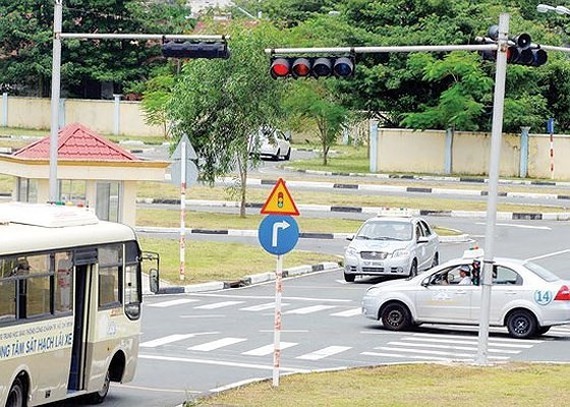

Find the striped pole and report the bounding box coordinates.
[179,141,186,281]
[548,118,555,179]
[272,254,283,387]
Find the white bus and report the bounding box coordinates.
[0,202,158,407]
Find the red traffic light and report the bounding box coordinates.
[269,56,355,79]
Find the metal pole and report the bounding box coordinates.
[1,92,7,127]
[519,127,530,178]
[549,118,555,179]
[266,43,497,55]
[272,254,283,387]
[369,119,378,172]
[49,0,63,202]
[179,140,186,281]
[113,94,121,135]
[476,12,509,365]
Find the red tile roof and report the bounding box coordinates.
[14,123,140,161]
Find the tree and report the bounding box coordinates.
[167,21,287,218]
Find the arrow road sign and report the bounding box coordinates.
[258,215,299,255]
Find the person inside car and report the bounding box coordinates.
[458,265,473,285]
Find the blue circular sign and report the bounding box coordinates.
[258,215,299,255]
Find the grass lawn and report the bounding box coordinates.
[188,362,570,407]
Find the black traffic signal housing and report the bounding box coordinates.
[269,55,355,79]
[478,27,547,67]
[162,40,230,59]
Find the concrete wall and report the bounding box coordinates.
[0,95,162,137]
[373,127,568,179]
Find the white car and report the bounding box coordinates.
[248,128,292,161]
[361,252,570,339]
[343,216,439,282]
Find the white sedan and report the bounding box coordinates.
[361,255,570,339]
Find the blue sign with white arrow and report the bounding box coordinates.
[258,215,299,255]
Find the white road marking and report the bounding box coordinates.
[188,337,247,351]
[361,351,472,362]
[140,332,219,348]
[285,305,337,315]
[296,346,352,360]
[242,342,298,356]
[146,299,199,308]
[388,341,520,354]
[240,302,289,311]
[405,336,535,348]
[374,346,510,360]
[525,249,570,261]
[194,301,244,310]
[190,293,351,302]
[331,307,362,317]
[139,354,308,373]
[475,222,551,230]
[259,329,309,333]
[410,332,543,344]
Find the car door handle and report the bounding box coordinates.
[505,291,518,295]
[456,290,467,295]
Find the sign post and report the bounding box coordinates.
[258,178,300,387]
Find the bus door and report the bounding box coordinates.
[68,248,97,392]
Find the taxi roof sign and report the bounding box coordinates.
[260,178,300,216]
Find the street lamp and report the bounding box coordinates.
[537,4,570,15]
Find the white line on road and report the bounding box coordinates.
[146,298,199,308]
[240,302,289,311]
[525,249,570,261]
[194,301,244,310]
[361,351,472,362]
[188,337,247,351]
[330,308,362,317]
[375,346,510,360]
[410,332,543,344]
[405,336,535,348]
[475,222,551,230]
[387,341,520,354]
[140,332,219,348]
[190,293,351,302]
[242,342,298,356]
[296,346,352,360]
[139,354,309,373]
[259,329,309,333]
[112,383,197,394]
[285,305,337,315]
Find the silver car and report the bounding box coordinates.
[343,216,439,282]
[361,254,570,339]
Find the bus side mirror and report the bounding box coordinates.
[149,268,159,294]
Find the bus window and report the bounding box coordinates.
[55,251,73,314]
[124,241,141,320]
[98,244,122,309]
[24,254,51,318]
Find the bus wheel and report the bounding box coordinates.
[86,369,110,404]
[7,377,25,407]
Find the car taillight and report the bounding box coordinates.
[554,285,570,301]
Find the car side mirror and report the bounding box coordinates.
[149,268,159,294]
[421,278,430,287]
[417,236,429,244]
[346,234,354,241]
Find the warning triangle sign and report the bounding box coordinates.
[260,178,300,216]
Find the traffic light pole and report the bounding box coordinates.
[48,1,224,202]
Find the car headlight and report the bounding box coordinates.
[392,249,410,258]
[345,247,359,257]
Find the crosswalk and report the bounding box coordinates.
[142,297,570,364]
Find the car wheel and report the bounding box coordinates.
[409,259,418,277]
[7,377,25,407]
[86,368,110,404]
[536,326,551,336]
[506,309,537,339]
[381,302,411,331]
[344,272,355,282]
[431,253,439,268]
[284,148,291,161]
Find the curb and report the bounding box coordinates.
[147,261,341,295]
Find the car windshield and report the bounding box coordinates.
[356,221,412,241]
[524,261,560,282]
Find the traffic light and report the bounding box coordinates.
[161,40,230,59]
[269,55,355,79]
[478,28,547,67]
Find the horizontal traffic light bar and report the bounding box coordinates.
[162,41,230,59]
[60,33,227,41]
[265,44,497,55]
[270,56,355,79]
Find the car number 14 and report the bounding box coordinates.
[534,290,553,305]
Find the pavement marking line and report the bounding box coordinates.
[475,222,551,230]
[194,301,245,310]
[375,346,510,360]
[387,341,521,354]
[190,293,351,303]
[188,337,247,351]
[525,248,570,261]
[139,354,308,373]
[330,307,362,317]
[146,299,200,308]
[240,302,290,312]
[361,351,472,362]
[285,305,337,315]
[259,329,309,333]
[410,332,544,344]
[112,383,197,394]
[210,378,266,393]
[140,332,219,348]
[404,337,535,348]
[242,342,298,356]
[296,346,352,360]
